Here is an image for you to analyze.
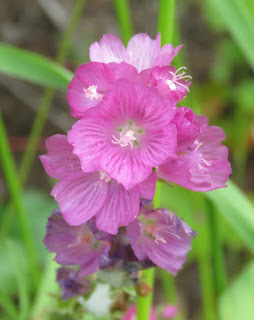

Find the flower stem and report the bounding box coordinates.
[206,198,227,295]
[114,0,133,45]
[0,0,86,242]
[137,268,155,320]
[158,0,175,45]
[0,111,40,287]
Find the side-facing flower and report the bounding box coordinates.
[43,210,111,277]
[56,267,91,300]
[89,33,182,73]
[68,79,177,190]
[158,107,232,191]
[148,66,191,102]
[40,134,157,234]
[127,207,196,275]
[67,62,140,119]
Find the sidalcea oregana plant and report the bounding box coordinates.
[40,33,231,303]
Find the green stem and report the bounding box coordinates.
[137,268,155,320]
[158,0,175,45]
[195,212,217,320]
[0,112,40,287]
[0,0,87,242]
[114,0,133,45]
[206,199,227,295]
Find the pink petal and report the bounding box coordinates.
[100,149,152,190]
[127,33,161,72]
[40,134,83,180]
[153,44,183,67]
[51,172,108,225]
[96,181,140,235]
[135,172,158,200]
[161,305,178,319]
[89,33,128,63]
[67,117,108,173]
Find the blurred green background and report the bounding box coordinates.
[0,0,254,319]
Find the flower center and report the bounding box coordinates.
[111,120,144,149]
[83,85,101,100]
[166,66,192,92]
[99,170,111,183]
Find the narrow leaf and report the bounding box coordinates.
[0,43,73,89]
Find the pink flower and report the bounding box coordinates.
[123,305,156,320]
[158,107,232,191]
[148,66,191,102]
[43,210,110,277]
[161,305,178,318]
[89,33,182,72]
[127,207,196,275]
[40,134,157,234]
[68,79,177,190]
[67,62,140,119]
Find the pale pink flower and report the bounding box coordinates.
[67,79,177,190]
[89,33,182,72]
[40,134,157,234]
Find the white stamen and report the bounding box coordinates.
[166,66,192,92]
[112,129,137,149]
[99,170,111,183]
[83,85,100,100]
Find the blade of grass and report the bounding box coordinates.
[31,255,58,319]
[114,0,133,45]
[205,179,254,253]
[0,43,72,89]
[158,0,175,45]
[0,288,18,320]
[206,199,227,295]
[0,112,40,287]
[7,240,30,320]
[207,0,254,70]
[0,0,86,242]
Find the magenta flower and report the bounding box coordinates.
[127,207,196,275]
[158,107,232,191]
[67,62,140,119]
[161,305,179,319]
[148,66,191,102]
[56,267,91,301]
[40,134,157,234]
[68,79,177,190]
[123,305,156,320]
[43,210,110,277]
[89,33,182,72]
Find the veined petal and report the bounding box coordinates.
[89,33,128,63]
[135,172,158,200]
[127,33,161,72]
[96,181,140,234]
[40,134,83,180]
[51,172,108,225]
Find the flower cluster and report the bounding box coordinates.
[41,33,231,299]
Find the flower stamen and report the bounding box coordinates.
[166,66,192,92]
[112,129,137,149]
[83,85,100,100]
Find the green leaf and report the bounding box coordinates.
[7,239,30,320]
[0,288,18,319]
[219,260,254,320]
[205,180,254,253]
[0,43,73,89]
[207,0,254,70]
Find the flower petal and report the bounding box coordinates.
[96,181,140,235]
[153,44,183,67]
[40,134,83,180]
[135,172,158,200]
[51,172,108,225]
[127,33,161,72]
[89,33,128,63]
